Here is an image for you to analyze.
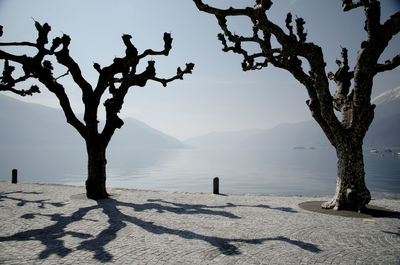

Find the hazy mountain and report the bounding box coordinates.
[365,114,400,148]
[186,87,400,149]
[0,94,80,148]
[109,117,182,149]
[185,114,340,149]
[0,94,183,180]
[185,120,329,149]
[0,94,183,149]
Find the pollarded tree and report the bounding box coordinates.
[194,0,400,211]
[0,22,194,199]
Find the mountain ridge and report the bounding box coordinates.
[185,87,400,149]
[372,86,400,105]
[0,93,183,150]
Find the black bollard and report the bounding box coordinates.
[12,169,18,184]
[213,177,219,195]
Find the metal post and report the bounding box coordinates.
[12,169,18,184]
[213,177,219,195]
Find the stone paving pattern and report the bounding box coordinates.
[0,181,399,264]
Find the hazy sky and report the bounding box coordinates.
[1,0,399,140]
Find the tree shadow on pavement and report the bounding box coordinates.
[127,198,241,219]
[79,198,316,261]
[383,227,400,237]
[299,201,400,218]
[147,199,298,213]
[0,191,65,208]
[0,193,320,263]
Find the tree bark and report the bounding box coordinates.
[322,138,371,211]
[85,138,109,200]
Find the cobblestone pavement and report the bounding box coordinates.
[0,181,399,264]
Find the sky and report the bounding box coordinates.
[0,0,399,140]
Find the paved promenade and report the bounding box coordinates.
[0,181,399,264]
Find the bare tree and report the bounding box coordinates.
[193,0,400,211]
[0,22,194,199]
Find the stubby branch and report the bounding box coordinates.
[329,48,353,98]
[193,0,253,17]
[151,63,195,87]
[375,54,400,73]
[342,0,365,12]
[139,33,173,59]
[382,11,400,37]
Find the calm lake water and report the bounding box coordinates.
[2,145,399,198]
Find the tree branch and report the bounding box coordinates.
[382,12,400,39]
[328,47,353,98]
[0,42,37,47]
[93,33,142,100]
[55,70,70,80]
[151,63,195,87]
[54,34,93,98]
[352,2,396,113]
[0,84,40,96]
[46,81,87,138]
[364,1,382,40]
[375,54,400,74]
[0,55,41,96]
[0,49,30,66]
[193,0,254,17]
[342,0,365,12]
[138,33,173,59]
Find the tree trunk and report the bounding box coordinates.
[85,140,109,200]
[322,139,371,211]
